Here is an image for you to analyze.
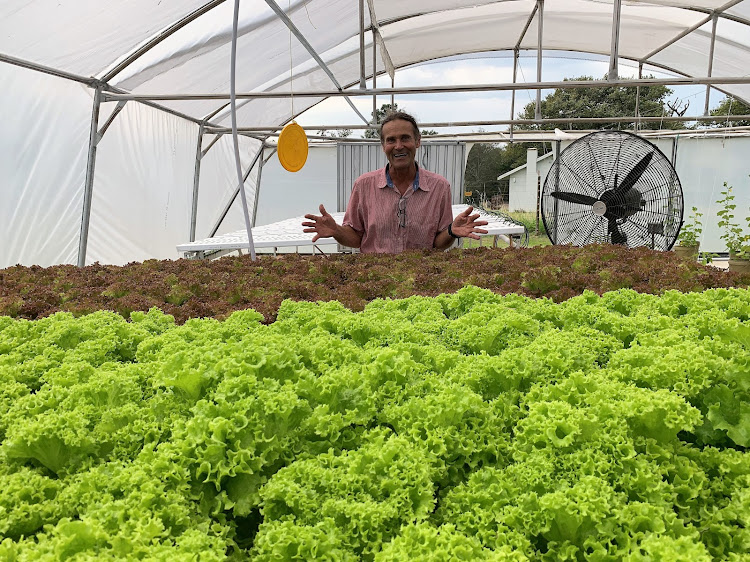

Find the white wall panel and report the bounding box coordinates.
[194,134,261,240]
[256,145,338,227]
[671,136,750,253]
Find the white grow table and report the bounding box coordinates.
[177,205,526,259]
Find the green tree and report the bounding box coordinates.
[464,138,542,206]
[703,96,750,127]
[518,74,684,130]
[316,129,352,138]
[364,103,438,138]
[500,142,533,174]
[465,142,504,192]
[364,103,398,138]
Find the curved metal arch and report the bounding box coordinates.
[101,0,228,83]
[375,0,750,109]
[96,0,750,127]
[95,0,749,94]
[367,0,748,29]
[304,41,750,108]
[89,0,750,127]
[360,1,747,84]
[640,0,743,61]
[196,0,374,126]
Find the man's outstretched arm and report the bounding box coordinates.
[302,204,363,248]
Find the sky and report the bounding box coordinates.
[295,52,725,138]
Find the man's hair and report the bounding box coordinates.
[379,111,420,144]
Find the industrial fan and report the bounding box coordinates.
[540,130,683,250]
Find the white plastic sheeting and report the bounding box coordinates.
[0,65,89,267]
[106,0,750,127]
[0,1,209,78]
[1,0,750,266]
[0,66,261,268]
[86,102,198,265]
[3,1,748,123]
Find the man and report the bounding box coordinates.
[302,111,488,253]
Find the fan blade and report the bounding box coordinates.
[615,152,653,196]
[608,218,627,245]
[550,192,598,206]
[603,199,644,221]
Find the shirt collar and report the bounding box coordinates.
[382,163,423,192]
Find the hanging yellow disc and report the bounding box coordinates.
[277,121,308,172]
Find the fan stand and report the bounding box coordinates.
[648,223,664,250]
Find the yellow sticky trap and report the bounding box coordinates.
[277,121,308,172]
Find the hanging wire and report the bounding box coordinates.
[517,62,535,105]
[726,97,734,130]
[303,0,316,29]
[659,104,665,130]
[289,0,294,118]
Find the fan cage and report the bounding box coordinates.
[541,131,683,251]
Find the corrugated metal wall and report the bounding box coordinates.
[337,142,466,212]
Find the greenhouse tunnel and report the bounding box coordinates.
[1,0,750,267]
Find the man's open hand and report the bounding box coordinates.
[302,204,339,242]
[451,206,488,239]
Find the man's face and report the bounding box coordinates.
[381,119,420,173]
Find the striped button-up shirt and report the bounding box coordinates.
[342,164,454,253]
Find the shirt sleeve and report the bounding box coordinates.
[438,181,454,233]
[342,180,365,233]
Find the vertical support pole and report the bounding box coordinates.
[536,173,541,235]
[359,0,366,89]
[372,31,377,120]
[704,13,718,115]
[553,139,560,243]
[77,84,103,268]
[535,0,544,121]
[391,75,395,109]
[510,47,519,140]
[252,145,265,227]
[608,0,622,81]
[189,123,205,242]
[635,62,643,131]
